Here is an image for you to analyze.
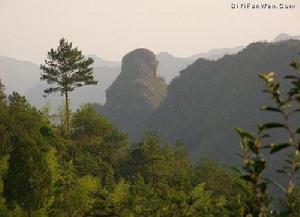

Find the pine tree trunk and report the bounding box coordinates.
[65,91,70,135]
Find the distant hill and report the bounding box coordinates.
[156,52,192,83]
[156,46,245,84]
[0,56,40,94]
[88,54,121,68]
[156,33,300,84]
[188,46,245,61]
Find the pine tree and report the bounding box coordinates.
[40,38,97,135]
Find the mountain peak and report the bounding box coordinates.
[121,48,158,79]
[273,33,300,42]
[101,48,167,141]
[274,33,292,42]
[156,52,175,58]
[88,54,120,68]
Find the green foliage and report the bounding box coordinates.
[48,162,98,217]
[235,128,271,216]
[91,179,130,217]
[129,133,172,186]
[40,38,97,95]
[72,103,111,144]
[285,188,300,217]
[4,135,52,211]
[169,141,192,191]
[1,80,251,217]
[236,59,300,216]
[187,183,228,217]
[0,92,56,217]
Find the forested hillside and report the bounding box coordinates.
[149,40,300,163]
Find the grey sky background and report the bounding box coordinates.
[0,0,299,64]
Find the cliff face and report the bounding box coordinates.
[101,48,167,139]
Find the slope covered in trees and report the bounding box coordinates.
[146,40,300,163]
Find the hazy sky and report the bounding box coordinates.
[0,0,299,64]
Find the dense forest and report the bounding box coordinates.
[0,38,300,217]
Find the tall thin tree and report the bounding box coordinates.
[40,38,97,135]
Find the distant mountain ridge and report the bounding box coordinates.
[187,46,245,61]
[88,54,121,68]
[156,45,245,83]
[0,33,299,110]
[0,56,40,94]
[0,47,248,109]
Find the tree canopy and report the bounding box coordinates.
[40,38,97,135]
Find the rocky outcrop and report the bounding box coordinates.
[100,48,167,140]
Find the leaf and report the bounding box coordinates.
[260,122,286,131]
[284,75,299,80]
[276,169,287,175]
[253,159,266,174]
[295,128,300,134]
[235,128,255,140]
[259,72,275,83]
[269,143,291,154]
[261,106,282,113]
[248,140,259,154]
[290,60,300,71]
[260,134,270,139]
